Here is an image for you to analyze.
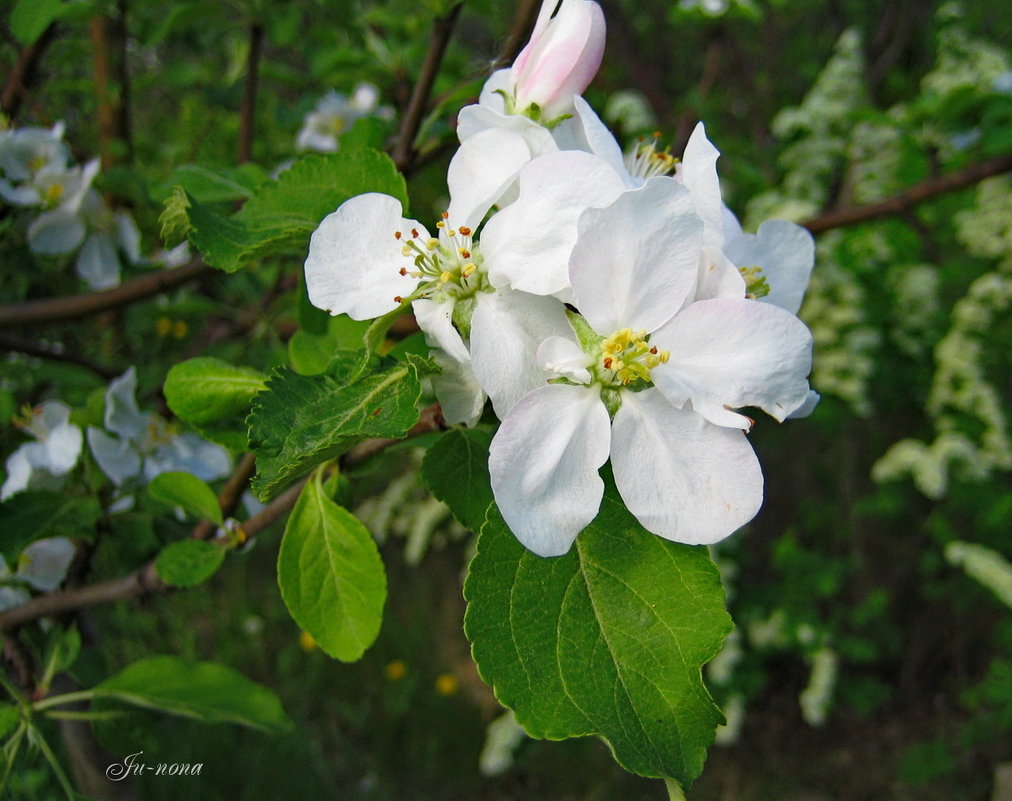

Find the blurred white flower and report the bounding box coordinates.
[1,401,83,501]
[0,538,77,610]
[0,123,69,183]
[296,84,393,153]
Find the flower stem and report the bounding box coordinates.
[32,689,95,712]
[664,778,687,801]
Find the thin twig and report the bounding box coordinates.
[0,335,120,379]
[392,3,464,171]
[493,0,541,69]
[1,23,59,120]
[238,22,265,164]
[802,154,1012,234]
[0,259,212,330]
[189,453,258,541]
[0,407,444,631]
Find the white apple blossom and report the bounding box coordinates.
[87,368,231,491]
[1,401,83,501]
[0,538,77,610]
[0,123,69,184]
[487,180,814,556]
[296,84,394,153]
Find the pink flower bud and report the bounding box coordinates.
[510,0,606,119]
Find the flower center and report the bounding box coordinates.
[42,183,64,207]
[594,327,669,387]
[738,265,771,300]
[624,134,679,182]
[391,212,488,304]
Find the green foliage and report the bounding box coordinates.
[182,149,408,272]
[9,0,64,46]
[464,485,732,785]
[247,353,436,500]
[148,471,223,525]
[155,540,226,588]
[278,471,386,661]
[93,655,292,733]
[0,492,99,561]
[420,427,493,532]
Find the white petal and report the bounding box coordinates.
[787,389,821,419]
[570,179,702,334]
[651,298,814,427]
[430,349,486,427]
[304,193,425,320]
[476,69,513,114]
[536,335,593,383]
[680,122,725,247]
[40,423,83,475]
[469,289,572,418]
[457,103,556,151]
[87,427,141,486]
[0,179,42,206]
[724,220,815,314]
[29,400,72,438]
[489,383,610,556]
[611,389,763,544]
[1,447,33,501]
[18,537,76,592]
[551,95,627,179]
[412,297,469,364]
[104,367,146,439]
[115,211,142,264]
[695,245,746,301]
[28,209,86,256]
[447,128,535,229]
[76,233,121,290]
[480,150,626,296]
[148,434,231,481]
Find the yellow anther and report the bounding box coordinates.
[440,271,452,283]
[448,229,456,237]
[43,184,64,205]
[426,238,439,250]
[658,351,670,364]
[462,263,476,277]
[436,220,446,228]
[401,245,412,257]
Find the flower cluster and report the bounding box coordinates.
[296,83,394,153]
[0,123,140,290]
[305,0,817,557]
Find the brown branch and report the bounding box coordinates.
[0,406,445,631]
[0,334,120,379]
[802,155,1012,235]
[89,9,131,170]
[392,3,464,171]
[0,259,212,330]
[189,453,258,541]
[238,22,265,164]
[1,23,59,120]
[493,0,541,69]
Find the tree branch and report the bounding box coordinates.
[0,259,212,330]
[493,0,541,69]
[1,23,59,121]
[238,22,265,164]
[392,3,464,171]
[0,405,444,631]
[0,334,120,379]
[802,155,1012,235]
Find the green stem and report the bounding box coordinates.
[30,724,78,801]
[1,722,27,793]
[42,709,124,722]
[0,670,26,706]
[664,778,687,801]
[32,689,95,713]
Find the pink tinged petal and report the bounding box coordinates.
[447,128,537,230]
[430,349,487,428]
[680,122,725,247]
[570,179,702,334]
[611,389,763,545]
[695,245,745,301]
[304,193,425,320]
[650,297,814,428]
[412,297,469,364]
[489,383,611,557]
[470,290,573,418]
[480,150,626,296]
[724,220,815,315]
[537,335,593,384]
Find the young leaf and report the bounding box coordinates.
[155,540,226,588]
[463,486,732,785]
[278,473,386,662]
[247,354,436,500]
[420,428,494,532]
[11,0,62,46]
[93,656,292,733]
[148,471,223,525]
[163,357,266,427]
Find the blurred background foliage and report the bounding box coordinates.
[1,0,1010,798]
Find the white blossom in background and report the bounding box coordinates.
[87,368,231,496]
[0,123,69,185]
[296,83,393,153]
[1,401,83,501]
[0,538,77,611]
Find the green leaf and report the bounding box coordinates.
[148,471,223,525]
[463,487,732,785]
[10,0,62,45]
[155,540,226,588]
[94,656,292,733]
[0,492,100,561]
[168,164,267,204]
[278,474,386,662]
[0,704,18,739]
[288,315,371,376]
[420,428,493,532]
[163,357,266,428]
[247,354,436,500]
[185,150,407,273]
[43,625,81,678]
